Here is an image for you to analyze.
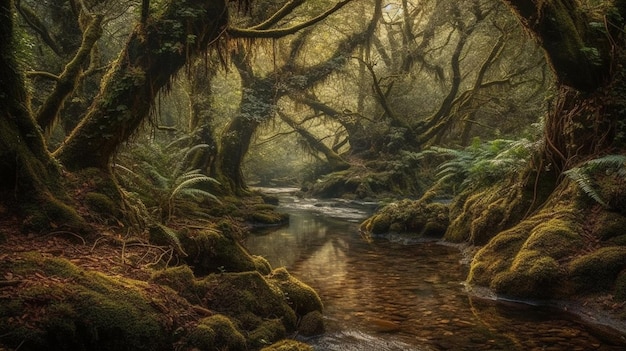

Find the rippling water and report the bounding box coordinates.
[245,190,626,350]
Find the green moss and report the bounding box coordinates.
[298,310,325,336]
[198,271,297,331]
[267,268,323,316]
[179,229,259,275]
[148,223,187,257]
[360,200,449,237]
[596,212,626,240]
[150,265,195,294]
[184,315,246,350]
[521,218,582,259]
[253,255,272,275]
[492,252,561,298]
[569,246,626,293]
[0,253,171,350]
[247,319,287,349]
[84,192,118,216]
[261,339,314,351]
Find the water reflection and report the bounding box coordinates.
[245,192,626,350]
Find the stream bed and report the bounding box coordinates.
[245,189,626,350]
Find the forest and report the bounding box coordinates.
[1,0,626,350]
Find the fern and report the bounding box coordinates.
[417,138,537,194]
[564,154,626,208]
[115,140,222,223]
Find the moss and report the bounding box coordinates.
[199,271,297,331]
[596,212,626,240]
[247,319,287,349]
[267,267,323,316]
[261,339,314,351]
[360,200,449,237]
[569,246,626,293]
[150,265,195,294]
[253,255,272,275]
[298,310,325,336]
[148,223,187,257]
[83,192,117,216]
[491,252,561,298]
[178,229,259,275]
[520,218,583,259]
[184,314,246,350]
[0,252,172,350]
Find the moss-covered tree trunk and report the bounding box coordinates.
[502,0,626,169]
[55,0,228,171]
[0,0,83,229]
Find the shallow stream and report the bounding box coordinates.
[245,188,626,350]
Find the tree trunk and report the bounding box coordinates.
[502,0,625,170]
[1,0,83,230]
[55,0,228,171]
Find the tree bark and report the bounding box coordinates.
[55,0,228,171]
[501,0,626,170]
[1,0,83,229]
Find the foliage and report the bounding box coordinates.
[114,139,220,223]
[564,154,626,208]
[419,138,538,194]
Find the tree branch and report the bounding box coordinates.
[228,0,353,39]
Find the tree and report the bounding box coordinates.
[501,0,626,171]
[55,0,229,170]
[214,0,380,194]
[0,0,83,229]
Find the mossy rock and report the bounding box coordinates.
[150,265,195,294]
[183,314,246,350]
[267,268,323,316]
[198,271,297,331]
[298,310,325,336]
[247,319,287,349]
[596,212,626,240]
[491,252,561,298]
[179,229,259,275]
[0,252,180,351]
[520,218,582,259]
[261,339,314,351]
[569,246,626,293]
[360,200,449,237]
[84,192,119,217]
[148,224,187,257]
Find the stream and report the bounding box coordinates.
[245,188,626,350]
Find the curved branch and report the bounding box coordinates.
[228,0,353,39]
[36,14,104,132]
[250,0,305,30]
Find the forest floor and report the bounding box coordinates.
[1,215,626,346]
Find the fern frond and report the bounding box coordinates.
[564,167,609,207]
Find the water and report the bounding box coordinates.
[245,189,626,350]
